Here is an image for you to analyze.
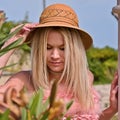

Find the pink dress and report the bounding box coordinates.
[43,72,102,120]
[44,85,101,120]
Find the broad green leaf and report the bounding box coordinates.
[0,109,10,120]
[35,89,44,116]
[41,98,49,114]
[21,108,27,120]
[29,88,44,117]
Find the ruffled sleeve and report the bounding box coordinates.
[63,114,99,120]
[62,88,101,120]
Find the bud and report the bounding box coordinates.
[0,10,7,28]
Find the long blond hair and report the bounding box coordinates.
[29,27,94,111]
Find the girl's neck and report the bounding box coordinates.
[49,71,62,81]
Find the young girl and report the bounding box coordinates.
[0,3,118,120]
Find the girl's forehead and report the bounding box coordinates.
[47,30,64,42]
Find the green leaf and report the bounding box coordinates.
[40,110,49,120]
[0,109,10,120]
[0,33,6,42]
[41,98,49,113]
[21,108,27,120]
[0,37,25,57]
[62,100,73,116]
[66,100,73,110]
[0,25,24,45]
[0,63,18,70]
[35,89,44,117]
[0,24,24,47]
[29,88,44,117]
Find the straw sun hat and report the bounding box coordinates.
[28,3,93,49]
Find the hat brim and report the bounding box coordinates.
[28,22,93,50]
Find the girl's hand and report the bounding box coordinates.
[109,71,118,113]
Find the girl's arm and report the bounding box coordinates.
[99,72,118,120]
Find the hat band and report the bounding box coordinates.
[40,17,79,27]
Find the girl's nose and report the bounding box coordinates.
[51,49,60,59]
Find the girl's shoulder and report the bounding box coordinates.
[6,70,31,84]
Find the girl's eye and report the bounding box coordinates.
[60,47,64,51]
[47,46,52,50]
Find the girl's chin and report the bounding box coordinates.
[48,69,63,74]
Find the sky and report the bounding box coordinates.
[0,0,118,49]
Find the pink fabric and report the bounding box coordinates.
[43,85,101,120]
[63,114,99,120]
[43,71,101,119]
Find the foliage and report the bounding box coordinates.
[0,11,27,71]
[0,25,24,56]
[87,46,118,84]
[0,81,73,120]
[20,81,73,120]
[0,12,30,52]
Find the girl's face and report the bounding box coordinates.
[47,30,65,74]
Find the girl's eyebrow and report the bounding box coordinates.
[47,43,64,47]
